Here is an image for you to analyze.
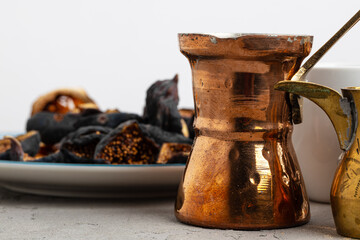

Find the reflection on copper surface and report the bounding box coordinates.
[175,33,312,229]
[254,144,271,195]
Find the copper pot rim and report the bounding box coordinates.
[178,32,313,39]
[178,33,313,58]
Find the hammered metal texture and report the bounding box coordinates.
[175,33,313,229]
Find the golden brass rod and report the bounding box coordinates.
[292,10,360,81]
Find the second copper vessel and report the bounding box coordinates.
[275,81,360,238]
[175,33,313,229]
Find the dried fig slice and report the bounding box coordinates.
[143,74,183,134]
[94,120,159,164]
[60,126,112,159]
[156,143,191,164]
[31,88,98,116]
[15,131,41,157]
[27,112,142,145]
[21,128,111,163]
[0,131,41,157]
[35,142,59,158]
[0,138,10,153]
[0,136,24,161]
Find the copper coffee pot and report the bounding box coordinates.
[275,81,360,238]
[175,33,312,229]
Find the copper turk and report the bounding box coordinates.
[175,33,313,229]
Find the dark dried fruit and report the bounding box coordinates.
[179,108,195,139]
[27,151,63,162]
[0,139,9,154]
[61,149,109,164]
[19,76,193,165]
[26,112,80,145]
[27,112,142,145]
[60,126,112,159]
[36,142,59,158]
[0,131,41,157]
[94,120,159,164]
[0,136,24,161]
[74,112,143,129]
[156,143,191,164]
[28,149,109,164]
[139,123,193,146]
[31,88,98,116]
[16,131,41,157]
[143,74,183,134]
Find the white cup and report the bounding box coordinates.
[293,63,360,203]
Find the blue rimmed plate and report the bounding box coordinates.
[0,160,185,198]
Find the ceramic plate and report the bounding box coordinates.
[0,160,185,198]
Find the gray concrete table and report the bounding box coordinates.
[0,188,347,240]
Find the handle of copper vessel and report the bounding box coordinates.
[275,80,353,151]
[290,10,360,124]
[293,10,360,81]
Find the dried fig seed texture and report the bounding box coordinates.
[94,121,159,164]
[60,126,112,159]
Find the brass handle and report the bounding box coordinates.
[291,10,360,124]
[292,10,360,81]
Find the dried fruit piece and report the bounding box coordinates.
[31,88,98,116]
[60,149,109,164]
[35,142,59,158]
[179,108,195,139]
[0,138,11,153]
[74,112,143,129]
[26,112,80,145]
[94,120,159,164]
[143,75,183,134]
[27,112,142,145]
[60,126,111,159]
[0,136,24,161]
[0,131,41,157]
[156,143,191,164]
[15,131,41,157]
[26,151,63,162]
[138,123,192,146]
[28,149,109,164]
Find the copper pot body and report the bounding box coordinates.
[175,33,313,229]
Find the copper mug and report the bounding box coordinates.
[175,33,313,229]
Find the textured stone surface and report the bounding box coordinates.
[0,188,346,239]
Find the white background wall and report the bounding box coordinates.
[0,0,359,132]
